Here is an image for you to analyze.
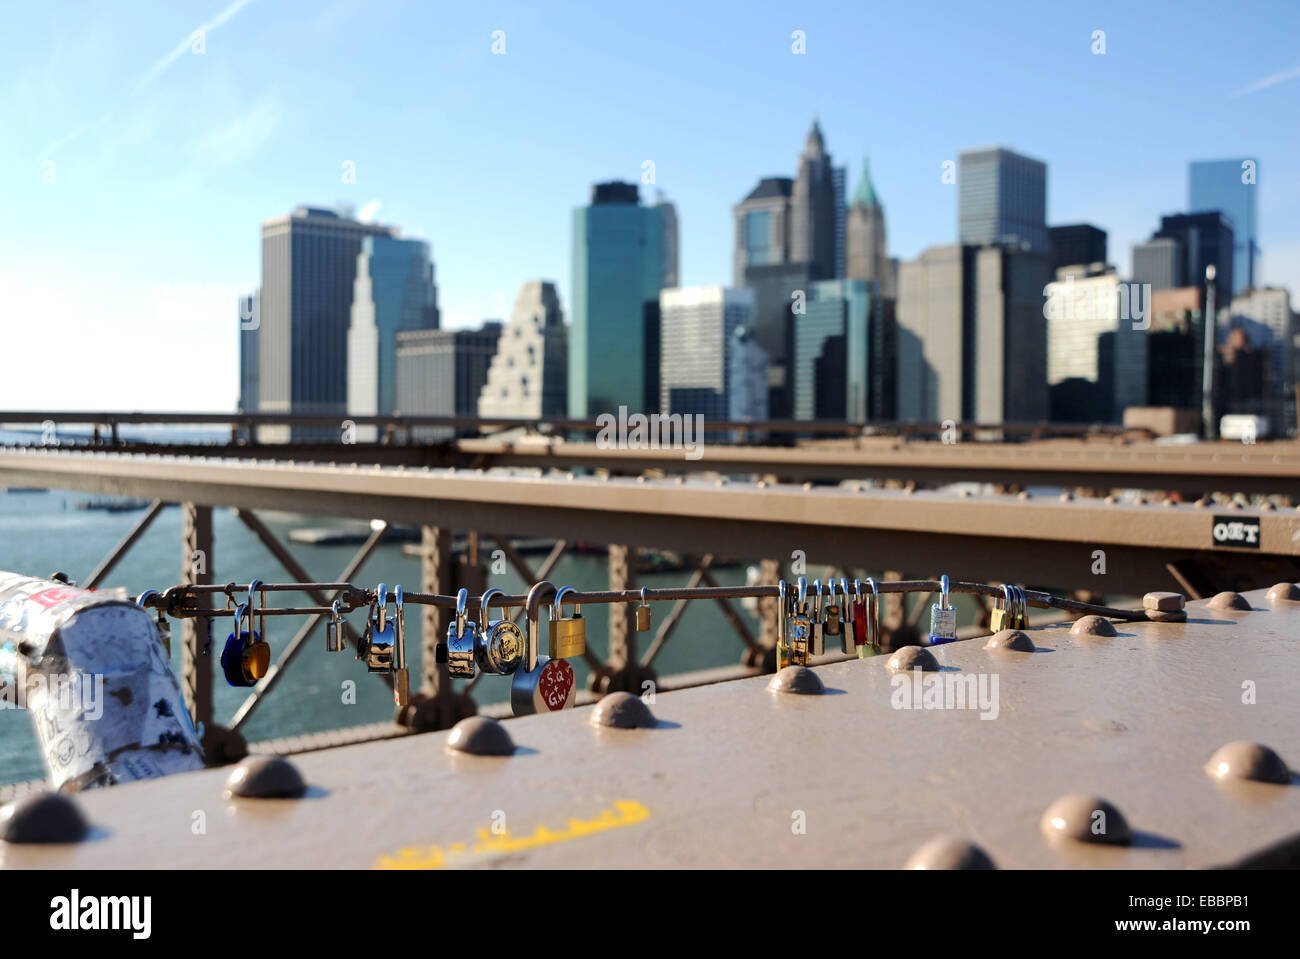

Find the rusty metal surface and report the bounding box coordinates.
[4,587,1296,869]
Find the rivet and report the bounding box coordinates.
[1132,495,1147,505]
[446,716,515,756]
[959,489,971,497]
[1204,741,1291,784]
[1265,582,1300,602]
[1059,491,1073,501]
[0,792,90,844]
[985,629,1034,651]
[905,835,996,870]
[1260,501,1276,511]
[767,665,824,695]
[887,646,940,672]
[1142,591,1185,612]
[1207,591,1251,611]
[1070,615,1117,638]
[1018,491,1031,500]
[591,691,657,728]
[1103,495,1117,504]
[1040,794,1132,845]
[224,755,307,798]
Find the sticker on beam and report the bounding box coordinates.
[1211,516,1261,550]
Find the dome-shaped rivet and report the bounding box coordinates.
[1208,591,1251,611]
[767,665,824,695]
[985,629,1034,651]
[1205,741,1290,784]
[887,646,940,672]
[591,691,657,728]
[0,792,90,844]
[1265,582,1300,602]
[905,835,996,870]
[1040,794,1132,845]
[446,716,516,756]
[224,755,307,799]
[1071,615,1117,637]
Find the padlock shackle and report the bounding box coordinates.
[376,583,389,632]
[865,577,879,647]
[796,576,808,614]
[248,578,265,638]
[479,587,507,630]
[524,580,557,672]
[136,589,159,608]
[998,584,1011,612]
[393,585,405,671]
[640,586,648,605]
[939,574,950,609]
[777,579,787,653]
[454,587,469,636]
[232,602,247,636]
[552,585,579,619]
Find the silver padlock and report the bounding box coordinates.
[326,599,345,652]
[511,581,576,716]
[391,586,409,707]
[810,579,825,657]
[928,574,958,646]
[446,588,479,678]
[368,583,395,671]
[475,587,525,675]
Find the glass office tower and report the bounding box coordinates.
[570,182,664,418]
[958,147,1049,254]
[1188,159,1258,295]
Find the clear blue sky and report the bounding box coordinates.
[2,0,1297,410]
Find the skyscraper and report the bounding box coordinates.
[1189,159,1258,295]
[238,290,260,414]
[791,279,885,421]
[896,244,1050,423]
[655,192,679,289]
[1132,237,1183,291]
[258,206,397,441]
[832,165,847,280]
[1044,265,1148,422]
[659,286,767,424]
[1229,286,1295,434]
[846,157,892,298]
[346,235,439,440]
[958,147,1049,254]
[790,119,839,281]
[1048,224,1107,273]
[479,281,568,420]
[1150,212,1235,305]
[396,323,502,440]
[570,182,664,418]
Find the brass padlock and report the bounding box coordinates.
[635,587,652,632]
[547,585,586,659]
[789,576,811,666]
[776,579,791,669]
[990,584,1011,633]
[858,578,881,658]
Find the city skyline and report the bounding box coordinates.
[3,0,1299,411]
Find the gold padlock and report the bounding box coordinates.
[990,585,1012,633]
[635,587,652,632]
[548,585,586,659]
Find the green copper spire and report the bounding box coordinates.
[852,156,878,208]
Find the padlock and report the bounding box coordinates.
[547,585,586,660]
[511,581,577,716]
[136,590,171,656]
[990,584,1012,633]
[391,586,409,707]
[368,583,396,673]
[823,579,843,647]
[809,579,825,657]
[928,574,958,646]
[776,579,791,670]
[848,579,867,652]
[859,577,881,657]
[475,587,525,675]
[445,588,478,678]
[220,580,271,687]
[635,587,652,632]
[789,576,811,666]
[326,599,345,652]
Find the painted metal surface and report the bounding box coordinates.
[0,574,204,791]
[1,449,1296,593]
[3,586,1296,868]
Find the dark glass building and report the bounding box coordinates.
[396,324,503,441]
[1188,159,1258,295]
[1048,224,1107,273]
